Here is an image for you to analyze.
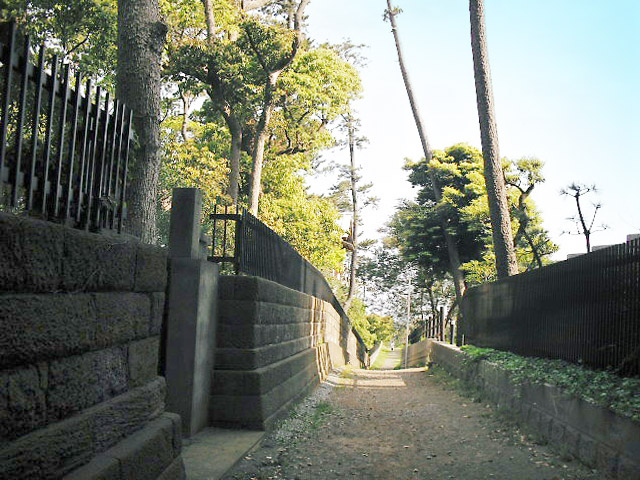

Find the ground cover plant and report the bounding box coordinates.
[460,345,640,421]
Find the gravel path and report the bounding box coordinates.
[224,366,600,480]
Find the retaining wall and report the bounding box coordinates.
[428,340,640,479]
[405,339,430,367]
[0,213,184,479]
[211,275,366,430]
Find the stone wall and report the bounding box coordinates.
[211,275,367,430]
[428,340,640,479]
[0,213,184,479]
[405,338,430,367]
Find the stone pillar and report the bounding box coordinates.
[165,188,218,437]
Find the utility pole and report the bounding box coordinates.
[404,291,411,368]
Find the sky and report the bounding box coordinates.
[304,0,640,260]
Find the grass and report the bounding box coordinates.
[309,401,333,429]
[371,343,405,369]
[370,345,390,369]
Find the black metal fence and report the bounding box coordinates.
[462,238,640,375]
[0,22,133,232]
[210,204,367,348]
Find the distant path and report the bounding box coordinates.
[379,344,403,370]
[225,367,599,480]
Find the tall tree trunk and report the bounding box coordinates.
[469,0,518,278]
[344,117,358,311]
[385,0,466,305]
[574,193,591,252]
[249,72,278,214]
[117,0,166,243]
[224,112,243,204]
[246,0,310,215]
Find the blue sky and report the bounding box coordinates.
[305,0,640,259]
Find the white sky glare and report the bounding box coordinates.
[305,0,640,259]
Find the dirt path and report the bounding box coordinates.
[379,345,403,370]
[224,367,600,480]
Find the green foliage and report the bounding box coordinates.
[157,114,230,245]
[346,298,395,349]
[394,143,556,286]
[460,345,640,421]
[2,0,118,86]
[258,154,345,273]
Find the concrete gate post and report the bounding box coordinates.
[165,188,218,437]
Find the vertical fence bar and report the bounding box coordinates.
[233,206,241,274]
[94,91,110,229]
[27,44,45,212]
[222,205,228,261]
[76,78,92,223]
[40,55,59,215]
[52,63,70,218]
[64,71,82,221]
[85,86,101,230]
[11,34,30,206]
[112,101,126,229]
[0,21,16,187]
[105,99,119,228]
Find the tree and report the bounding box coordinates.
[561,182,606,253]
[330,114,375,310]
[244,0,310,214]
[394,144,556,286]
[469,0,518,278]
[1,0,118,84]
[384,0,466,306]
[504,157,556,268]
[117,0,167,242]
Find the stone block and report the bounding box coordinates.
[157,456,186,480]
[161,412,183,457]
[95,347,129,400]
[217,323,308,349]
[134,243,168,292]
[210,357,320,430]
[261,364,320,430]
[0,378,165,479]
[62,229,137,292]
[92,378,166,452]
[221,275,258,301]
[536,411,553,439]
[0,213,26,291]
[218,300,258,326]
[563,426,581,458]
[48,349,128,421]
[549,420,565,444]
[596,445,619,478]
[257,302,311,325]
[0,293,94,369]
[0,373,8,446]
[63,455,120,480]
[150,292,165,335]
[0,408,94,479]
[578,434,597,467]
[105,415,174,480]
[618,455,640,480]
[211,348,316,396]
[217,275,235,300]
[128,337,160,388]
[1,364,47,442]
[0,213,64,292]
[94,293,151,346]
[215,337,313,370]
